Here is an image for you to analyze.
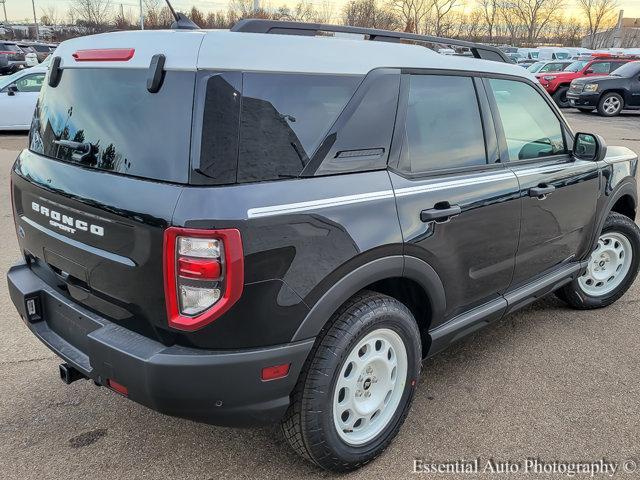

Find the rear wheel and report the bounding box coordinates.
[552,86,570,108]
[282,291,421,472]
[556,213,640,309]
[597,92,624,117]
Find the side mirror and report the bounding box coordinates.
[573,132,607,162]
[584,69,594,74]
[7,84,18,96]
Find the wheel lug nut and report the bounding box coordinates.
[372,377,377,383]
[365,391,371,397]
[356,390,362,397]
[366,366,373,374]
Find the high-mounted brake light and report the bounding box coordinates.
[72,48,135,62]
[163,227,243,331]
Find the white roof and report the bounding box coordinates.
[53,29,535,81]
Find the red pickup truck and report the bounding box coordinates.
[536,55,638,107]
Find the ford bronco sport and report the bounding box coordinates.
[7,19,640,472]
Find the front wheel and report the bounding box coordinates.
[282,291,421,472]
[597,92,624,116]
[552,86,570,108]
[556,213,640,309]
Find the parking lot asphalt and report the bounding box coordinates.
[1,111,640,480]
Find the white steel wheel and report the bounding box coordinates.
[579,232,633,297]
[332,328,408,446]
[602,96,621,115]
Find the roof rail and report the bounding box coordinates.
[231,19,513,64]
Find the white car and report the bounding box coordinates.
[0,65,47,131]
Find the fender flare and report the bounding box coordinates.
[591,179,637,251]
[291,255,446,342]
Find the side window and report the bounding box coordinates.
[15,74,45,93]
[610,61,626,73]
[590,62,610,74]
[488,79,566,161]
[399,75,486,174]
[237,73,361,182]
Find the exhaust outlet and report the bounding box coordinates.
[59,363,85,385]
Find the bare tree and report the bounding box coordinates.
[429,0,463,37]
[69,0,113,31]
[478,0,498,41]
[388,0,431,33]
[508,0,565,45]
[344,0,400,30]
[40,5,60,25]
[577,0,618,48]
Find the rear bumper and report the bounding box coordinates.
[567,93,599,108]
[7,262,314,426]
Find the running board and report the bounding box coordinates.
[427,261,587,357]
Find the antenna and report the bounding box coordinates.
[163,0,200,30]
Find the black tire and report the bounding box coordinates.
[556,212,640,309]
[597,92,624,117]
[552,86,570,108]
[281,291,421,472]
[577,108,593,113]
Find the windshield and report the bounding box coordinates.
[611,61,640,77]
[566,61,588,72]
[0,43,22,52]
[527,62,545,73]
[555,52,570,59]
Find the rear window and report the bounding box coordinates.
[198,72,362,184]
[30,68,195,183]
[0,43,22,52]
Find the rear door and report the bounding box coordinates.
[390,72,521,323]
[484,77,599,286]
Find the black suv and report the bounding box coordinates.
[7,20,640,472]
[0,41,26,73]
[568,61,640,116]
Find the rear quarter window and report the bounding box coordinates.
[197,72,362,184]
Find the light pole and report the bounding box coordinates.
[31,0,39,40]
[0,0,7,24]
[139,0,144,30]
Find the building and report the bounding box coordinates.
[581,11,640,48]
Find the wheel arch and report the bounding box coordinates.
[290,255,446,350]
[592,179,638,251]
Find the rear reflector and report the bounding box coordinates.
[261,364,291,381]
[72,48,135,62]
[107,379,129,396]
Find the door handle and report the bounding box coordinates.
[420,205,461,223]
[529,185,556,199]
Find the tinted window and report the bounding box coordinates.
[30,69,195,183]
[0,43,21,52]
[611,61,640,77]
[489,79,565,161]
[589,62,610,74]
[237,73,361,182]
[16,73,45,93]
[399,75,486,174]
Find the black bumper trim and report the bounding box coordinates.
[7,262,314,426]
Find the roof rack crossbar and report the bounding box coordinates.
[231,19,512,64]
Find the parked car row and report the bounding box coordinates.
[0,40,56,75]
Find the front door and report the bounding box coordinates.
[484,77,600,286]
[0,72,45,128]
[390,73,521,322]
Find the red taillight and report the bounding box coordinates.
[72,48,135,62]
[178,257,222,280]
[163,227,244,331]
[261,364,290,381]
[107,379,129,396]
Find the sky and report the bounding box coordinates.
[3,0,640,23]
